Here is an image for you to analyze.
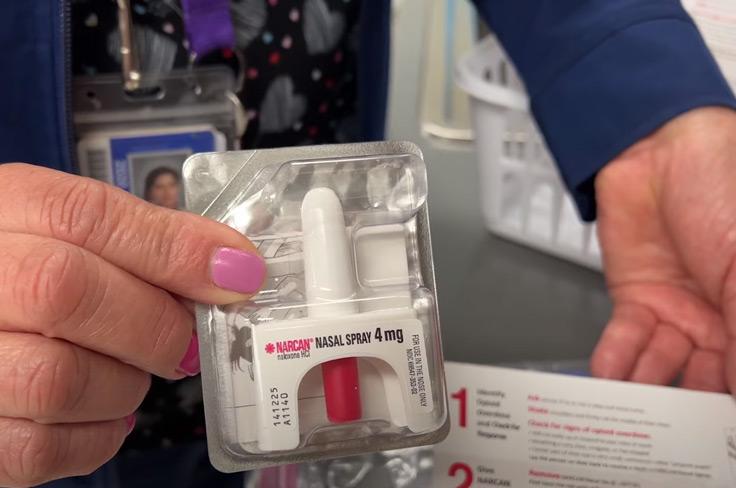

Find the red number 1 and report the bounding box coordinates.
[448,462,473,488]
[451,387,467,427]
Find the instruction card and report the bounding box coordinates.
[433,362,736,488]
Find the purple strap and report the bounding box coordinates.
[181,0,235,57]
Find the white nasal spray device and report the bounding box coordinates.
[302,188,363,423]
[249,188,436,452]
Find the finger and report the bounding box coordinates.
[629,324,692,385]
[626,285,727,352]
[0,164,266,304]
[0,232,197,379]
[0,416,131,487]
[680,349,726,392]
[590,303,657,380]
[0,332,150,423]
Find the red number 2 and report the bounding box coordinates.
[451,387,467,427]
[448,462,473,488]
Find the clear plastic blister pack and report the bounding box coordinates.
[183,142,448,471]
[247,447,435,488]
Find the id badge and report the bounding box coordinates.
[77,125,226,209]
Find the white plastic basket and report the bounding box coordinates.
[456,36,602,270]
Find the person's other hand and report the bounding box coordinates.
[591,107,736,393]
[0,165,265,486]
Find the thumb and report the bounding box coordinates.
[0,164,266,304]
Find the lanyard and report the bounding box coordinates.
[180,0,236,58]
[115,0,238,92]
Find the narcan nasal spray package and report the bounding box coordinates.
[183,142,448,471]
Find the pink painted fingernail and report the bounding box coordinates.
[176,333,200,377]
[211,247,266,294]
[125,414,137,435]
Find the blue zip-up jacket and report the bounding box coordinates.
[1,1,735,221]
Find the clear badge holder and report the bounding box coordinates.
[73,66,245,148]
[73,67,243,206]
[183,142,449,471]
